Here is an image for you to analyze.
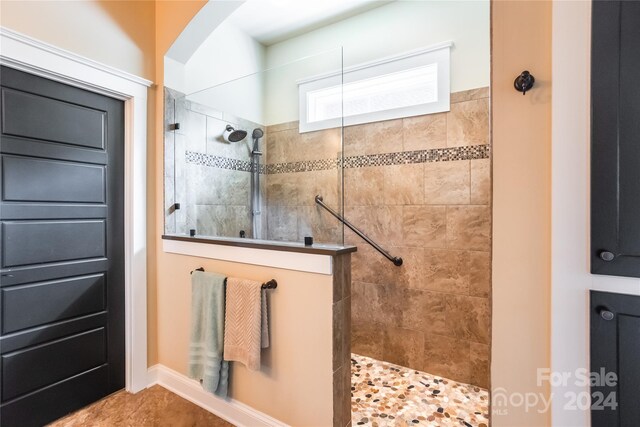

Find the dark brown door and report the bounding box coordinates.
[0,66,125,426]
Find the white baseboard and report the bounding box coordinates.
[147,365,288,427]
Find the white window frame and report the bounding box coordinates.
[298,41,452,133]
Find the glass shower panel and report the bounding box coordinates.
[164,48,345,246]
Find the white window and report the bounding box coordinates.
[298,42,452,133]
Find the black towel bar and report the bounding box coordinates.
[190,267,277,290]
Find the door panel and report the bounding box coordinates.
[1,88,106,149]
[617,1,640,257]
[590,291,640,426]
[0,204,108,221]
[591,0,640,276]
[0,135,108,164]
[0,65,124,427]
[0,258,109,288]
[1,274,106,334]
[618,315,640,426]
[1,313,107,354]
[1,220,106,267]
[2,156,106,203]
[0,366,109,427]
[2,328,106,401]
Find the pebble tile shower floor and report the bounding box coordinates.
[351,354,489,427]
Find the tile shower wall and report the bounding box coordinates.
[164,88,266,238]
[349,88,491,389]
[264,122,343,244]
[265,87,491,388]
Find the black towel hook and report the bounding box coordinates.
[514,70,535,95]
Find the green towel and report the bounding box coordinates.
[188,271,229,397]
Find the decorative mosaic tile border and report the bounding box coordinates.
[343,144,490,169]
[185,151,266,174]
[265,158,340,174]
[265,145,490,174]
[185,145,490,174]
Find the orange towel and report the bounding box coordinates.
[223,277,266,370]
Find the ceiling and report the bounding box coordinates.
[228,0,394,46]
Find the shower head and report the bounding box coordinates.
[252,128,264,139]
[223,125,247,143]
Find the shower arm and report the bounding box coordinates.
[315,195,403,267]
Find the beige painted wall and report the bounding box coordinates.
[491,1,552,426]
[0,0,155,81]
[153,253,334,425]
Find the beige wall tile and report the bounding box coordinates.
[451,87,490,104]
[423,249,470,295]
[351,320,383,360]
[383,326,424,368]
[335,362,352,427]
[402,205,447,247]
[445,295,491,344]
[267,121,298,133]
[392,246,425,289]
[181,110,207,153]
[332,365,348,427]
[446,206,491,251]
[469,251,491,298]
[400,288,446,335]
[299,127,342,162]
[297,206,342,244]
[332,297,351,372]
[402,113,447,151]
[344,119,403,156]
[345,167,384,206]
[261,92,492,386]
[423,334,471,384]
[470,342,490,389]
[351,281,396,325]
[266,173,299,206]
[384,164,424,205]
[424,160,470,205]
[298,169,340,207]
[267,127,341,164]
[266,205,298,241]
[447,98,490,147]
[471,158,491,205]
[266,129,295,165]
[332,254,351,302]
[346,206,404,245]
[350,244,395,285]
[349,243,415,289]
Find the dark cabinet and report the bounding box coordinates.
[591,0,640,278]
[591,291,640,427]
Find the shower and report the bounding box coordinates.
[223,125,247,143]
[251,128,264,239]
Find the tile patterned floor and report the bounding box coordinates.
[351,354,489,427]
[48,385,233,427]
[48,357,488,427]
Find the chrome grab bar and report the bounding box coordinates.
[315,195,403,267]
